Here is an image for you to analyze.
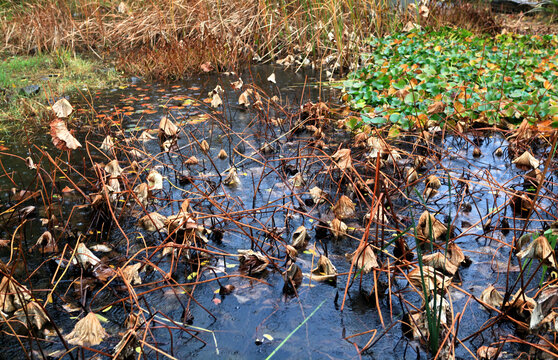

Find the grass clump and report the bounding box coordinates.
[0,49,120,129]
[343,28,558,130]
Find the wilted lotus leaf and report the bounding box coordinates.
[406,167,418,185]
[139,212,167,232]
[231,77,243,90]
[448,243,466,267]
[408,266,451,293]
[311,255,338,282]
[93,263,117,282]
[50,119,82,150]
[285,244,298,260]
[121,263,142,285]
[513,151,539,169]
[419,4,429,17]
[138,131,156,142]
[364,204,389,224]
[66,312,107,347]
[217,149,228,160]
[35,230,58,253]
[100,136,114,152]
[267,72,276,84]
[211,93,223,108]
[417,211,447,242]
[525,168,544,188]
[185,156,199,165]
[385,149,401,165]
[428,294,451,325]
[530,286,558,330]
[401,310,428,340]
[147,170,163,190]
[52,98,73,118]
[165,213,196,234]
[238,249,269,274]
[505,290,536,321]
[0,276,32,312]
[290,173,305,188]
[480,285,504,309]
[105,160,122,177]
[427,101,445,115]
[309,186,326,204]
[223,168,240,187]
[198,140,209,153]
[425,175,441,189]
[517,236,556,268]
[283,263,302,294]
[133,183,149,206]
[159,116,178,138]
[162,139,177,152]
[15,301,50,330]
[291,225,309,249]
[477,346,499,360]
[76,243,101,268]
[422,252,458,275]
[25,156,36,169]
[331,148,353,171]
[332,195,356,220]
[346,244,379,275]
[238,89,252,107]
[113,329,138,360]
[329,218,347,239]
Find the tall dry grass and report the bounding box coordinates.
[1,0,402,78]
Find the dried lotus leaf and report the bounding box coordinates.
[512,151,539,169]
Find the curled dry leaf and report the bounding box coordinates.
[311,255,338,282]
[76,243,101,268]
[408,266,451,293]
[25,156,36,169]
[480,285,504,309]
[290,173,305,188]
[402,310,428,341]
[329,218,347,239]
[283,263,303,294]
[52,98,73,118]
[505,289,536,321]
[133,183,149,206]
[185,156,199,166]
[332,195,356,220]
[121,263,142,285]
[477,346,499,360]
[105,160,122,177]
[512,151,540,169]
[15,301,49,330]
[66,312,107,347]
[239,89,251,107]
[525,168,544,188]
[517,236,556,268]
[0,276,32,312]
[422,252,458,275]
[291,225,309,249]
[345,244,379,275]
[406,167,418,185]
[364,204,388,225]
[200,140,210,152]
[238,249,269,274]
[159,116,179,138]
[138,131,155,142]
[267,73,276,84]
[285,244,298,260]
[427,101,445,115]
[417,211,447,242]
[100,136,114,152]
[217,149,228,160]
[428,294,450,325]
[50,119,82,151]
[211,93,222,108]
[309,186,326,204]
[425,174,441,189]
[35,230,58,253]
[331,148,353,171]
[139,212,167,232]
[147,170,163,190]
[530,286,558,330]
[231,78,243,90]
[223,168,240,187]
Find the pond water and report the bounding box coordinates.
[0,65,556,359]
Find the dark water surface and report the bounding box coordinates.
[0,65,555,359]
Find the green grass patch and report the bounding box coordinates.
[0,49,121,130]
[343,28,558,130]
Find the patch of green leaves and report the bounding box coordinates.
[344,28,558,130]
